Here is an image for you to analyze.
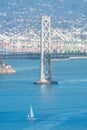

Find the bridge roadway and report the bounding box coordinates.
[0,51,87,60]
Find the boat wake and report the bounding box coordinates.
[24,109,87,130]
[60,78,87,84]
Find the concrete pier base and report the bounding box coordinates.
[34,79,58,85]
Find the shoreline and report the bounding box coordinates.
[52,56,87,61]
[70,56,87,59]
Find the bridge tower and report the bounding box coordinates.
[34,16,57,84]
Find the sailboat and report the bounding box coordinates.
[27,106,36,121]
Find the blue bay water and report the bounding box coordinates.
[0,58,87,130]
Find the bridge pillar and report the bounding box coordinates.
[34,16,57,84]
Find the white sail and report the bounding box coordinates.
[30,106,34,118]
[27,114,29,118]
[27,105,36,120]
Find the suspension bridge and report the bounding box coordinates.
[0,16,87,84]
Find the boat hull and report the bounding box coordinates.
[27,117,36,121]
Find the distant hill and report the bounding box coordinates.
[0,0,87,33]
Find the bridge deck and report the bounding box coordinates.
[0,52,87,60]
